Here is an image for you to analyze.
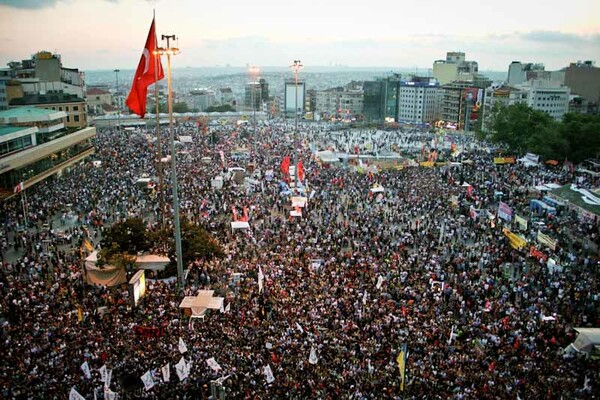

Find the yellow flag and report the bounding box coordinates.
[77,306,83,322]
[83,239,93,252]
[397,343,407,391]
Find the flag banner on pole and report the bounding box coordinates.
[309,346,319,365]
[281,156,290,175]
[297,160,305,181]
[13,182,24,194]
[103,389,117,400]
[125,17,164,118]
[161,363,170,382]
[178,337,188,353]
[206,357,222,372]
[263,364,275,383]
[225,302,231,313]
[99,365,108,382]
[258,266,265,293]
[104,368,112,391]
[376,275,384,290]
[175,356,188,381]
[70,387,86,400]
[81,361,92,380]
[397,343,407,391]
[141,370,155,391]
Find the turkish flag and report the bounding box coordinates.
[297,161,305,181]
[281,156,290,175]
[126,17,164,118]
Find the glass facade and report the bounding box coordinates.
[363,78,400,123]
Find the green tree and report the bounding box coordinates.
[158,102,190,113]
[149,217,224,268]
[560,113,600,163]
[98,218,150,266]
[205,104,236,113]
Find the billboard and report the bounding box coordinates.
[129,269,146,307]
[285,81,305,113]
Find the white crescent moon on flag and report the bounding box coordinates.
[142,48,150,76]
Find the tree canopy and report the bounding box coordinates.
[485,103,600,163]
[205,104,236,113]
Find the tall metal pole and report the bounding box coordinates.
[249,66,259,137]
[160,34,184,288]
[114,69,121,133]
[154,52,165,227]
[291,60,302,187]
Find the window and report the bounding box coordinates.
[67,116,70,122]
[74,105,79,111]
[74,115,80,122]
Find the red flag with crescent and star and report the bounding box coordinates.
[126,17,164,118]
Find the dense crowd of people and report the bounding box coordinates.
[0,120,598,399]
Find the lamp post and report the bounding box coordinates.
[114,69,121,132]
[290,60,303,187]
[248,66,260,137]
[155,35,184,289]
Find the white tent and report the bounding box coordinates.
[370,186,385,193]
[291,196,308,208]
[231,221,250,233]
[564,328,600,356]
[135,255,170,271]
[290,210,302,218]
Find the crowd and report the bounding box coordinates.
[0,119,598,399]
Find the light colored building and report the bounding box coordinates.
[507,61,557,86]
[284,79,306,116]
[189,88,216,112]
[218,87,235,106]
[244,82,262,111]
[563,60,600,114]
[315,87,363,118]
[0,106,95,200]
[86,87,113,115]
[397,77,440,124]
[433,52,478,85]
[10,93,87,129]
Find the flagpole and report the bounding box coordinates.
[153,11,165,227]
[21,186,28,228]
[158,34,184,288]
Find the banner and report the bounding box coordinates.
[162,363,170,383]
[376,275,384,290]
[263,364,275,384]
[309,346,319,365]
[514,214,528,230]
[498,202,513,222]
[70,387,86,400]
[493,157,516,165]
[397,343,407,391]
[81,361,92,380]
[537,230,557,251]
[206,357,222,372]
[178,337,188,354]
[502,228,527,250]
[258,266,265,293]
[133,325,164,338]
[141,370,155,391]
[99,365,108,383]
[529,245,548,262]
[175,357,188,381]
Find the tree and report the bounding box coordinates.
[559,113,600,163]
[149,216,224,268]
[98,218,150,267]
[158,102,190,113]
[205,104,236,113]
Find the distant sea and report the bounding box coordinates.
[86,66,507,98]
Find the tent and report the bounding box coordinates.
[564,328,600,357]
[84,251,127,287]
[370,186,385,194]
[291,196,308,208]
[135,255,170,271]
[231,221,250,233]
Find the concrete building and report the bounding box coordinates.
[507,62,552,85]
[315,86,363,119]
[86,87,113,115]
[563,61,600,114]
[284,79,306,117]
[217,87,235,107]
[189,88,216,112]
[433,52,479,85]
[10,93,87,129]
[0,106,96,200]
[244,82,262,111]
[397,77,440,124]
[0,79,7,111]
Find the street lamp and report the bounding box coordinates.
[248,66,260,137]
[154,35,184,289]
[114,69,121,133]
[290,60,303,187]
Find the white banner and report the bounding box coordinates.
[81,361,92,380]
[141,370,154,391]
[176,357,188,381]
[309,346,319,365]
[99,365,108,383]
[162,363,170,383]
[263,364,275,384]
[258,266,265,293]
[104,389,117,400]
[104,369,112,391]
[178,337,188,354]
[70,387,86,400]
[376,275,384,290]
[206,357,222,372]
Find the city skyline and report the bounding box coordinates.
[0,0,599,72]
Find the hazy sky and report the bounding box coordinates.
[0,0,598,72]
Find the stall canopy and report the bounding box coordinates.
[84,251,127,287]
[564,328,600,357]
[135,255,170,271]
[231,221,250,233]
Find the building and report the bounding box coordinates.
[189,88,216,112]
[397,77,440,124]
[217,87,235,107]
[0,79,7,111]
[563,61,600,114]
[244,82,262,111]
[433,52,479,85]
[481,80,570,131]
[284,79,306,117]
[315,86,363,119]
[507,62,548,85]
[10,93,87,128]
[440,82,472,129]
[0,106,96,200]
[259,78,269,103]
[363,74,402,123]
[86,87,113,115]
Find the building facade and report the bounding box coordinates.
[0,106,96,200]
[284,79,306,117]
[563,61,600,114]
[10,93,87,129]
[363,75,402,123]
[433,52,479,85]
[397,77,440,124]
[189,88,216,112]
[315,87,363,119]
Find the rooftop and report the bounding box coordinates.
[0,126,30,137]
[87,88,110,95]
[552,184,600,217]
[10,93,84,106]
[0,106,66,123]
